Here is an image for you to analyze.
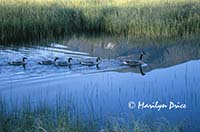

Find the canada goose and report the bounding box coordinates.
[8,57,27,66]
[122,51,146,67]
[80,57,101,68]
[54,57,73,66]
[38,57,58,65]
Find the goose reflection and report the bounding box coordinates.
[139,65,145,76]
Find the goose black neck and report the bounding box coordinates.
[96,57,101,62]
[68,58,72,63]
[140,54,143,60]
[54,58,59,62]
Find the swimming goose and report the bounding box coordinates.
[38,57,58,65]
[54,57,73,66]
[80,57,101,67]
[8,57,27,66]
[122,51,146,67]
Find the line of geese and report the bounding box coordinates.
[8,52,146,68]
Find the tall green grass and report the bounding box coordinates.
[0,97,188,132]
[0,0,200,43]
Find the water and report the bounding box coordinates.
[0,36,200,131]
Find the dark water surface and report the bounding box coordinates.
[0,36,200,131]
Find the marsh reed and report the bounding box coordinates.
[0,96,187,132]
[0,0,200,43]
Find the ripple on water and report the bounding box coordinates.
[0,43,134,87]
[0,41,200,131]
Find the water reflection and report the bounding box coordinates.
[0,36,200,131]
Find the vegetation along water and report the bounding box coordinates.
[0,0,200,43]
[1,0,200,131]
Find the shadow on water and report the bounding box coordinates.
[0,35,200,131]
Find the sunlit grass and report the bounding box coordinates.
[0,0,200,43]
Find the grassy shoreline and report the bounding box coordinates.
[0,0,200,43]
[0,97,189,132]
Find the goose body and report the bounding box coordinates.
[80,57,101,67]
[54,57,72,66]
[122,52,146,67]
[8,57,27,66]
[80,61,100,66]
[38,57,57,65]
[123,60,144,67]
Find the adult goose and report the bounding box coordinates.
[122,51,146,67]
[80,57,101,68]
[38,57,58,65]
[54,57,73,66]
[8,57,27,66]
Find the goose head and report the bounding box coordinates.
[68,57,73,63]
[23,57,28,62]
[141,51,145,55]
[96,57,101,62]
[54,57,59,62]
[140,51,145,60]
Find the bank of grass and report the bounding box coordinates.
[0,98,187,132]
[0,0,200,43]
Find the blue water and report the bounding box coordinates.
[0,38,200,131]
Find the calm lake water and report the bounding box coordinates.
[0,35,200,131]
